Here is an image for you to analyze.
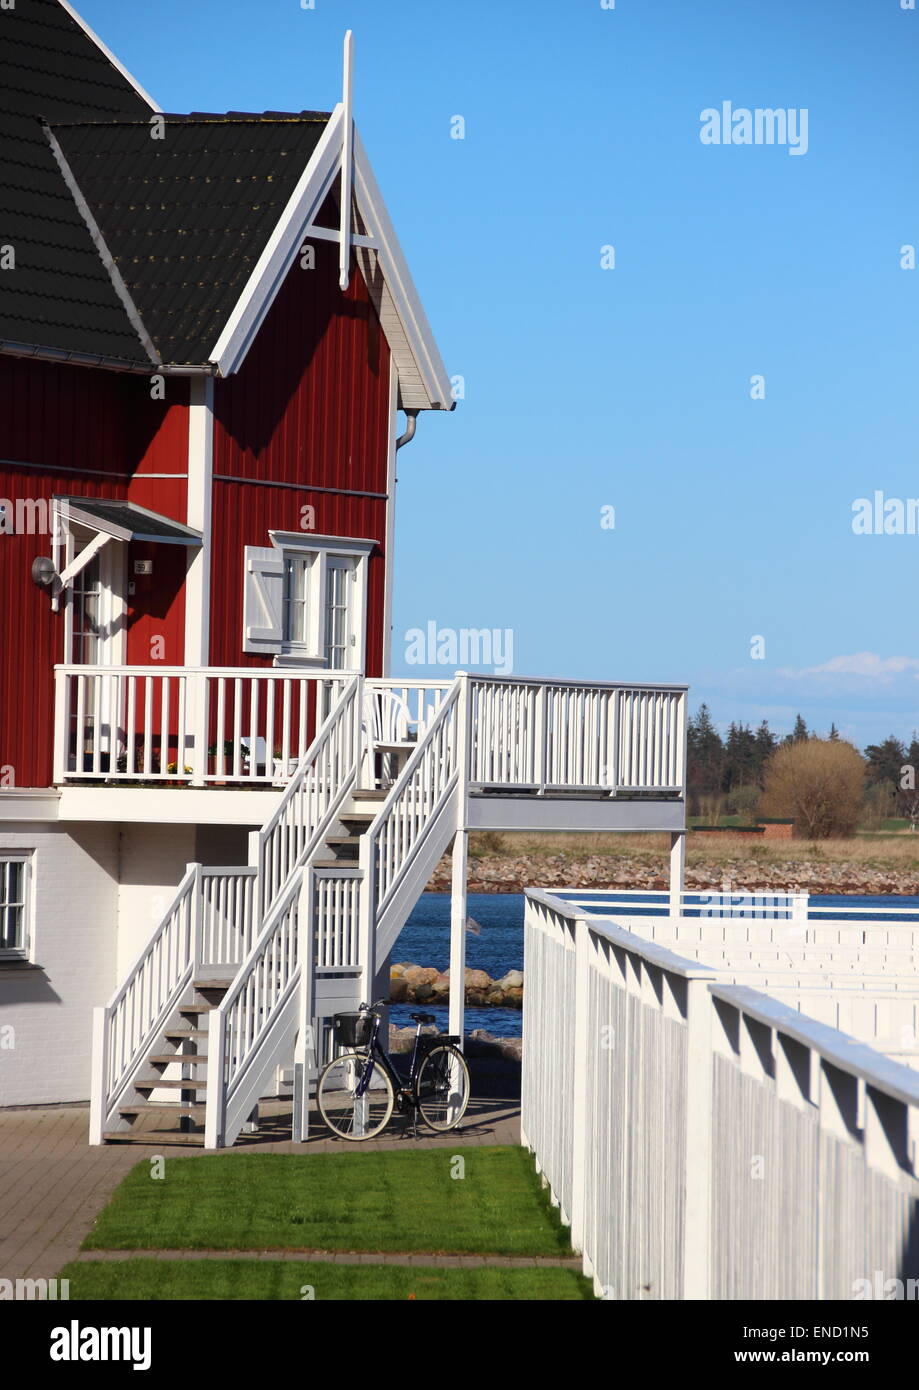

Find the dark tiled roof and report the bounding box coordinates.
[0,0,154,364]
[50,113,330,366]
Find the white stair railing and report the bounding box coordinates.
[89,866,198,1144]
[361,679,464,980]
[206,677,366,1146]
[90,677,363,1145]
[206,875,302,1150]
[257,675,362,922]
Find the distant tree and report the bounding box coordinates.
[722,722,757,794]
[753,721,778,780]
[687,704,723,810]
[828,722,840,741]
[758,737,865,839]
[788,714,809,743]
[864,735,906,791]
[898,734,919,830]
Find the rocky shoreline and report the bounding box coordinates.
[427,853,919,897]
[390,962,523,1008]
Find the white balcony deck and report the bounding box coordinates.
[50,666,688,830]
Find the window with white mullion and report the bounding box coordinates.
[283,555,311,647]
[0,856,29,956]
[324,559,352,668]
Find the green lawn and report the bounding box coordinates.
[60,1258,592,1301]
[83,1146,573,1257]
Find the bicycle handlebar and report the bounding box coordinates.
[359,999,388,1012]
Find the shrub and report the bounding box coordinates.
[758,738,865,839]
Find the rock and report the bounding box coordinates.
[390,963,407,979]
[464,968,491,991]
[499,969,524,989]
[431,973,450,998]
[402,965,440,989]
[389,977,409,1003]
[413,982,435,1002]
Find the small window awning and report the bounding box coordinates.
[55,497,203,546]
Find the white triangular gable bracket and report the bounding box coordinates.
[209,112,453,411]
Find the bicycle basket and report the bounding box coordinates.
[333,1011,374,1048]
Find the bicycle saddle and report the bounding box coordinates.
[410,1011,436,1024]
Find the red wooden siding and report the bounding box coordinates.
[0,357,189,786]
[211,241,392,676]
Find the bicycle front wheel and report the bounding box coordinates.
[316,1051,394,1141]
[415,1044,471,1132]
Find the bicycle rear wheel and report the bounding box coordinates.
[316,1051,394,1140]
[415,1044,471,1131]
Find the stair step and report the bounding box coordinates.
[103,1131,205,1146]
[339,812,374,825]
[179,1002,219,1014]
[326,835,361,848]
[148,1054,208,1066]
[193,978,233,990]
[163,1028,207,1039]
[311,859,361,870]
[119,1102,206,1117]
[352,788,388,800]
[136,1077,209,1090]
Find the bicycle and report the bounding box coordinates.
[315,999,471,1140]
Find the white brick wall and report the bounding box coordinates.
[0,820,258,1108]
[0,824,119,1106]
[116,825,197,977]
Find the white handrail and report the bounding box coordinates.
[257,674,362,921]
[366,680,462,921]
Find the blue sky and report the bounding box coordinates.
[81,0,919,747]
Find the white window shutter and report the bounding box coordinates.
[243,546,284,653]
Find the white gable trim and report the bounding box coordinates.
[351,128,452,409]
[210,106,346,377]
[208,114,453,410]
[59,1,161,112]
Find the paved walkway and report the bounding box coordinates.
[0,1094,521,1280]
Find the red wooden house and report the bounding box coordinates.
[0,1,687,1142]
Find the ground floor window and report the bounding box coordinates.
[0,856,30,957]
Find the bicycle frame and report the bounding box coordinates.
[354,1013,442,1101]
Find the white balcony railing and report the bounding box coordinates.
[55,666,688,797]
[53,665,353,786]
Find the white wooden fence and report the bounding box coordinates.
[54,665,351,785]
[523,890,919,1300]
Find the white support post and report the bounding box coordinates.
[88,1006,107,1145]
[448,829,468,1042]
[358,831,376,1007]
[189,862,204,973]
[293,869,315,1143]
[204,1010,226,1150]
[682,977,713,1299]
[53,666,69,783]
[190,671,209,788]
[184,376,214,668]
[570,916,590,1254]
[669,831,686,919]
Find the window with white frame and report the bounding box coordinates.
[0,856,31,958]
[242,533,373,669]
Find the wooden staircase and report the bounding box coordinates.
[102,977,230,1144]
